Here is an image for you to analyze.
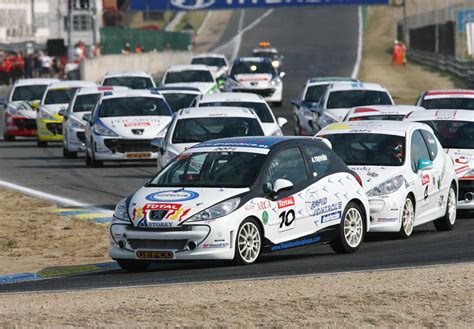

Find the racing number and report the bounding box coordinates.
[279,209,295,232]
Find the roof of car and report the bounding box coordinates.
[347,105,425,118]
[151,87,202,94]
[318,120,428,137]
[75,86,129,96]
[100,89,164,100]
[253,48,278,53]
[307,77,358,85]
[103,71,152,78]
[47,80,97,90]
[405,109,474,122]
[422,89,474,99]
[327,81,388,92]
[199,92,265,103]
[176,106,259,119]
[14,78,60,87]
[166,65,210,72]
[192,53,227,59]
[191,136,316,151]
[234,57,272,63]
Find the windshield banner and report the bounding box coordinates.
[130,0,389,11]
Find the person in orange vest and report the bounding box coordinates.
[391,40,404,66]
[399,41,408,66]
[3,54,13,85]
[135,44,143,53]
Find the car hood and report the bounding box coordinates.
[325,108,351,122]
[41,104,67,114]
[164,82,216,94]
[349,165,405,192]
[71,112,89,122]
[445,148,474,178]
[7,102,37,119]
[234,74,273,87]
[100,116,171,139]
[128,187,249,227]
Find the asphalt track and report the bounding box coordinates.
[0,7,473,293]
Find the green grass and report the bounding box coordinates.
[37,264,102,278]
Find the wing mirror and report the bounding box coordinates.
[315,137,332,149]
[263,179,294,196]
[151,138,165,154]
[277,117,288,127]
[279,72,286,79]
[83,113,92,124]
[290,99,300,108]
[58,109,66,117]
[417,159,433,172]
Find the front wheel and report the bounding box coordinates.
[434,184,457,231]
[3,132,14,141]
[398,196,415,239]
[233,218,262,265]
[116,259,150,272]
[330,202,365,253]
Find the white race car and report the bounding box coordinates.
[161,65,219,94]
[190,53,229,79]
[343,105,425,122]
[415,89,474,110]
[153,106,266,170]
[109,136,370,271]
[2,78,58,141]
[315,82,394,129]
[224,57,285,106]
[61,86,129,158]
[194,92,287,136]
[101,71,156,89]
[151,87,202,113]
[84,90,173,167]
[317,121,458,238]
[405,109,474,210]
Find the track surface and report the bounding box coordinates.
[0,7,473,293]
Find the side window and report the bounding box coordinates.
[303,146,331,178]
[263,147,309,186]
[420,130,438,160]
[411,130,431,172]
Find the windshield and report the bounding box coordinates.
[102,77,153,89]
[73,93,100,112]
[12,85,48,101]
[150,151,266,188]
[253,51,279,60]
[420,120,474,149]
[421,97,474,110]
[162,93,199,113]
[199,101,274,123]
[349,114,405,121]
[44,88,78,105]
[324,133,405,166]
[99,97,171,118]
[304,85,329,102]
[191,57,227,67]
[165,70,213,84]
[230,61,275,76]
[172,117,264,144]
[326,90,392,109]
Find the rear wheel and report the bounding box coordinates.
[330,202,365,253]
[273,101,282,107]
[85,149,92,166]
[434,184,457,231]
[233,218,262,265]
[398,196,415,239]
[116,259,150,272]
[3,131,15,141]
[37,140,47,147]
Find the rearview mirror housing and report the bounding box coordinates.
[417,159,433,172]
[277,117,288,127]
[83,113,92,124]
[273,179,293,194]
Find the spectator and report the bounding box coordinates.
[391,40,403,66]
[122,43,131,55]
[39,51,53,77]
[135,44,143,53]
[3,54,13,85]
[94,43,102,57]
[25,52,35,78]
[11,52,25,82]
[34,51,41,77]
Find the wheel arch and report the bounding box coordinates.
[244,215,265,238]
[348,198,369,232]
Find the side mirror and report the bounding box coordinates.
[315,137,332,149]
[0,100,7,108]
[83,113,92,124]
[279,72,286,79]
[151,138,164,154]
[417,159,433,172]
[58,109,66,117]
[277,117,288,127]
[290,99,299,107]
[273,179,293,194]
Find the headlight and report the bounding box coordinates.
[186,197,240,222]
[7,105,23,116]
[69,117,85,129]
[270,77,282,86]
[367,175,404,197]
[113,198,130,222]
[93,121,118,137]
[272,60,280,68]
[37,109,57,121]
[318,113,338,128]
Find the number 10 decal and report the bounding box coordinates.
[279,209,296,232]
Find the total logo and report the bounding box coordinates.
[171,0,215,10]
[277,196,295,209]
[146,190,199,202]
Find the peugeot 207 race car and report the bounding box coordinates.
[37,80,97,147]
[405,110,474,210]
[153,106,266,170]
[415,89,474,110]
[292,77,359,135]
[195,92,287,136]
[161,65,219,94]
[84,89,173,167]
[343,105,425,122]
[150,87,202,113]
[61,86,129,158]
[109,136,370,271]
[224,57,285,106]
[252,42,284,69]
[317,121,458,238]
[3,78,59,140]
[101,71,156,89]
[190,54,229,79]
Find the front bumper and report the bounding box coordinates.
[366,190,405,232]
[230,85,282,102]
[37,118,63,141]
[4,114,37,136]
[65,126,86,152]
[93,135,159,161]
[458,179,474,210]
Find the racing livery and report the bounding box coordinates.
[161,65,219,94]
[101,71,156,89]
[317,121,457,238]
[343,105,425,122]
[405,109,474,210]
[109,137,370,271]
[415,89,474,110]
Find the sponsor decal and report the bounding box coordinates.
[262,210,269,225]
[321,211,341,223]
[143,203,181,211]
[271,236,321,251]
[136,250,174,259]
[455,165,470,175]
[455,158,468,165]
[146,190,199,202]
[203,242,229,249]
[377,217,398,222]
[367,170,378,178]
[245,200,271,211]
[124,122,151,127]
[147,222,173,227]
[421,175,430,185]
[277,196,295,209]
[311,154,328,163]
[438,195,444,207]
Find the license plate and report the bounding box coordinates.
[136,250,174,260]
[125,152,152,159]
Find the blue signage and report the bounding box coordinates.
[457,9,474,33]
[131,0,389,11]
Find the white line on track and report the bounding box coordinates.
[351,6,363,79]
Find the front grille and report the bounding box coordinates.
[76,131,85,143]
[128,239,188,250]
[15,118,36,130]
[458,180,474,201]
[46,123,62,135]
[103,139,153,153]
[234,88,275,97]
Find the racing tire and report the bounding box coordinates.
[434,184,457,231]
[398,196,415,239]
[233,218,262,265]
[330,202,365,254]
[116,259,151,272]
[85,149,92,166]
[273,101,283,107]
[37,140,48,147]
[3,132,14,141]
[63,145,77,159]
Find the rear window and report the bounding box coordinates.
[164,70,213,84]
[421,97,474,110]
[102,77,154,89]
[199,101,274,123]
[162,93,199,113]
[327,90,393,109]
[349,114,405,121]
[191,57,227,67]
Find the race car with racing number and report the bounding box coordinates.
[161,65,219,95]
[405,109,474,210]
[252,42,284,70]
[101,71,156,89]
[415,89,474,110]
[109,136,370,271]
[343,105,425,122]
[317,121,458,238]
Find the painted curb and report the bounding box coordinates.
[0,273,41,284]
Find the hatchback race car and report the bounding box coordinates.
[317,121,457,238]
[101,71,156,89]
[37,80,97,147]
[252,42,284,69]
[292,77,358,135]
[150,87,202,113]
[109,136,370,271]
[224,57,285,106]
[343,105,425,122]
[161,65,219,94]
[405,109,474,210]
[84,90,173,167]
[2,78,59,140]
[153,106,266,170]
[61,86,129,158]
[195,92,287,136]
[190,53,229,79]
[415,89,474,110]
